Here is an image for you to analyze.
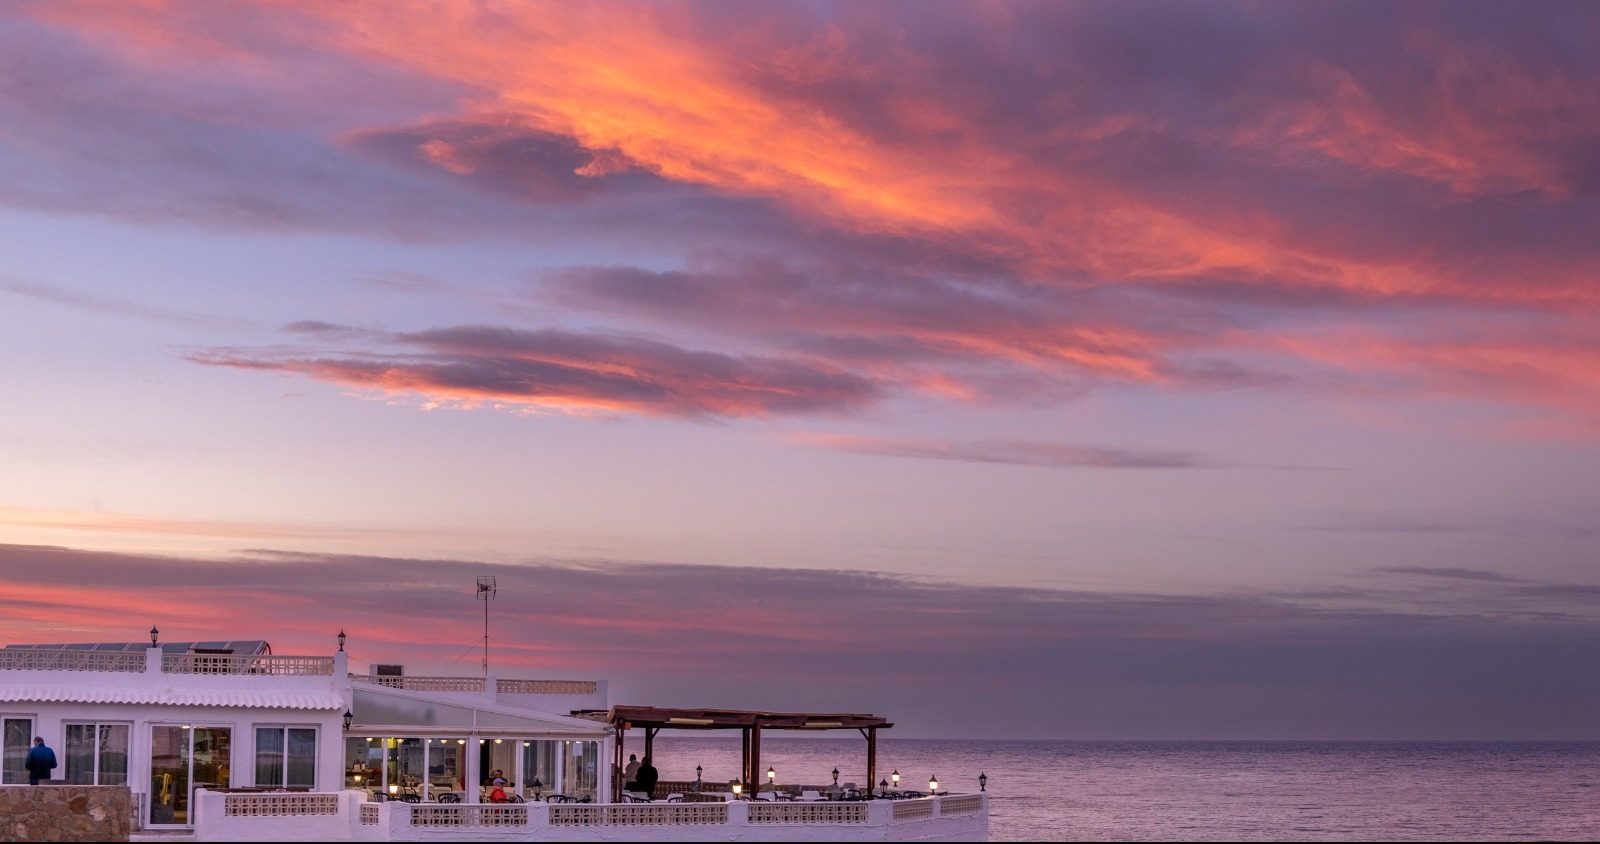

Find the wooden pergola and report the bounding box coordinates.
[592,706,893,802]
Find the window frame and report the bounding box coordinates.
[63,721,132,785]
[253,724,318,790]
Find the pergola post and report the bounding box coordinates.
[749,723,763,795]
[865,726,877,796]
[613,723,625,803]
[740,727,750,788]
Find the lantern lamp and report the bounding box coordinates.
[337,630,346,652]
[150,626,159,647]
[891,770,900,788]
[832,767,840,785]
[767,766,776,786]
[979,772,988,792]
[929,775,939,794]
[342,710,353,731]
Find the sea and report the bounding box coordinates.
[650,737,1600,841]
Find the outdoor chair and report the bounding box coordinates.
[435,793,461,803]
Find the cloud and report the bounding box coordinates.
[1375,566,1523,583]
[789,433,1217,470]
[190,324,882,419]
[7,2,1600,429]
[1,542,1598,738]
[0,276,244,328]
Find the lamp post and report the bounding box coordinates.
[929,775,939,795]
[766,766,776,788]
[337,630,346,652]
[531,778,543,799]
[891,770,900,790]
[879,778,888,797]
[149,626,159,647]
[979,772,987,792]
[731,781,743,799]
[832,767,840,786]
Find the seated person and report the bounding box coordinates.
[484,768,510,802]
[634,756,659,797]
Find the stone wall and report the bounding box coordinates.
[0,785,132,842]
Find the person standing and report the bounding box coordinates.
[622,753,640,789]
[25,737,56,785]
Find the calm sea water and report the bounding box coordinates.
[649,737,1600,841]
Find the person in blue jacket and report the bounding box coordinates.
[25,737,57,785]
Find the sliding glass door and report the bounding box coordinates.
[149,726,231,827]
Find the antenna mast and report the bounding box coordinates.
[476,576,497,676]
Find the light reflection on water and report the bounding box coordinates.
[650,738,1600,841]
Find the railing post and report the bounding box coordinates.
[144,646,162,674]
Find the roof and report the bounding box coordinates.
[596,706,892,731]
[1,641,272,655]
[0,686,344,710]
[352,686,609,737]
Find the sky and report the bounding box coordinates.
[0,0,1597,739]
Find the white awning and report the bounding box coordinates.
[0,686,346,710]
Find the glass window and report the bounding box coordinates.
[2,717,33,785]
[255,727,317,789]
[345,737,382,791]
[66,726,121,784]
[563,740,599,800]
[254,728,283,789]
[386,737,423,799]
[98,725,129,786]
[521,740,558,798]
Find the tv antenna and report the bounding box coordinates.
[476,576,497,676]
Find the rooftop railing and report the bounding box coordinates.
[351,675,486,692]
[0,649,146,672]
[162,653,335,675]
[496,678,599,695]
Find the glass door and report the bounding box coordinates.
[2,717,33,785]
[149,726,231,827]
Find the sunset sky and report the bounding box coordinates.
[2,1,1597,738]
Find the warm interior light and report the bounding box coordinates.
[457,739,465,745]
[388,784,398,795]
[494,739,503,744]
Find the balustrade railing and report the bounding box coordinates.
[496,678,599,695]
[0,649,146,672]
[350,675,485,692]
[223,794,339,816]
[163,654,334,675]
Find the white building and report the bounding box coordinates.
[0,635,988,841]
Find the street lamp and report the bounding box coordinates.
[929,775,939,795]
[149,627,159,647]
[730,781,743,798]
[979,772,987,792]
[879,778,888,796]
[891,770,900,789]
[337,630,346,652]
[695,764,703,784]
[767,766,776,787]
[832,767,840,786]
